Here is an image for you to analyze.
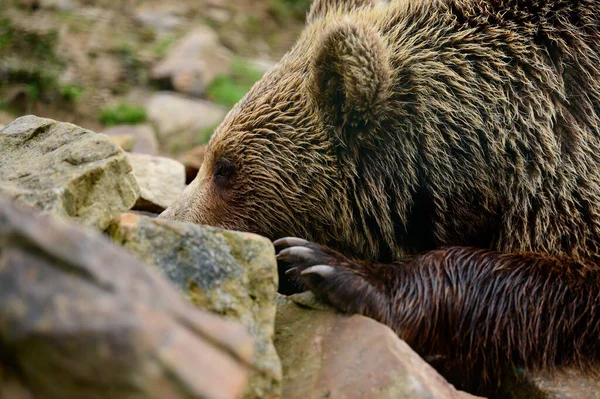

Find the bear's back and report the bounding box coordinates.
[358,0,600,261]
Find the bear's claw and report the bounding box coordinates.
[274,236,362,288]
[274,236,380,314]
[273,237,310,247]
[276,246,316,262]
[301,265,336,277]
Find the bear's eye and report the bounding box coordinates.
[214,159,235,185]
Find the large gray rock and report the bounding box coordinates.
[108,213,282,399]
[101,124,160,155]
[0,116,139,230]
[0,197,253,399]
[106,133,136,151]
[127,153,186,213]
[147,92,226,154]
[275,292,481,399]
[151,27,233,97]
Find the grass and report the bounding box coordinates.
[206,57,265,107]
[99,102,147,126]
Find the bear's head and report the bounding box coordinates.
[160,0,409,258]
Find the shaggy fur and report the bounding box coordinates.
[161,0,600,390]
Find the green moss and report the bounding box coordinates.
[206,58,264,107]
[99,102,147,126]
[60,84,84,102]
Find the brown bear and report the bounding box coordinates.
[160,0,600,389]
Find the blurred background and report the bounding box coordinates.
[0,0,309,159]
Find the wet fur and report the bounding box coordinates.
[161,0,600,391]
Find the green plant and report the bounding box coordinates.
[206,76,250,107]
[0,18,14,52]
[206,58,264,107]
[61,84,84,102]
[25,83,40,102]
[99,102,147,126]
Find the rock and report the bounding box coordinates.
[0,197,253,399]
[108,213,282,399]
[0,116,139,230]
[178,144,208,184]
[147,92,226,153]
[134,4,187,35]
[531,370,600,399]
[275,292,481,399]
[101,124,160,155]
[93,54,125,87]
[495,368,600,399]
[107,133,135,151]
[127,153,186,213]
[206,8,232,24]
[38,0,74,11]
[151,27,233,97]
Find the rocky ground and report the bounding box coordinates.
[1,0,304,160]
[1,1,600,398]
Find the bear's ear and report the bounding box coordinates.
[307,0,374,24]
[310,20,392,146]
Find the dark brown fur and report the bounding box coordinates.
[161,0,600,391]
